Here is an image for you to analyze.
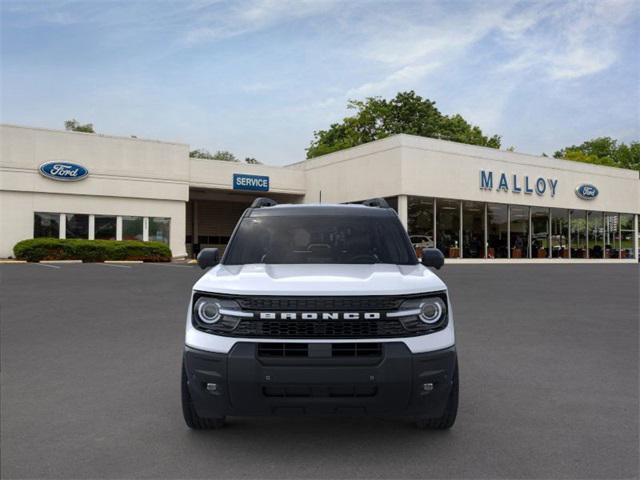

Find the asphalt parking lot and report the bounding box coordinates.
[1,263,638,479]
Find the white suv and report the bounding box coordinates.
[182,198,458,429]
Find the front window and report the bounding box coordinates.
[223,213,417,265]
[34,212,59,238]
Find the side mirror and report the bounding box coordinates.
[421,248,445,270]
[197,248,220,270]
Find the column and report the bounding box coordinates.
[116,216,123,241]
[59,213,66,239]
[634,214,639,260]
[88,215,95,240]
[143,217,149,242]
[397,195,408,231]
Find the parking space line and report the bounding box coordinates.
[96,263,132,269]
[35,263,61,269]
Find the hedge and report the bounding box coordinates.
[13,238,172,262]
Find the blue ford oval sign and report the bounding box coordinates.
[39,161,89,182]
[575,184,598,200]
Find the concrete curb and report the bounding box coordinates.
[0,260,27,264]
[104,260,144,264]
[40,260,82,264]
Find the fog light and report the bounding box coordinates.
[206,383,218,392]
[422,383,434,392]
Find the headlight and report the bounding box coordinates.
[393,294,448,333]
[191,294,248,332]
[418,297,445,324]
[194,297,222,324]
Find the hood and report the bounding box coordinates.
[193,263,446,296]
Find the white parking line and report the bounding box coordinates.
[36,263,61,269]
[96,263,132,269]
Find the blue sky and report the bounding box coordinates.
[2,0,639,165]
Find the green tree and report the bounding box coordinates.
[244,157,262,164]
[554,137,640,171]
[189,149,239,162]
[306,91,501,158]
[64,119,94,133]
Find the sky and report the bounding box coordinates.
[1,0,639,165]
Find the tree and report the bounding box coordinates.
[554,137,640,172]
[244,157,262,164]
[306,91,501,158]
[64,119,94,133]
[189,149,239,162]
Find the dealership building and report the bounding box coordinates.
[1,124,638,262]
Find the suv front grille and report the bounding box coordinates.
[235,296,404,311]
[193,293,448,339]
[234,319,409,338]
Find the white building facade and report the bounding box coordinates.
[1,124,638,262]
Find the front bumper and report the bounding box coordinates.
[183,342,456,418]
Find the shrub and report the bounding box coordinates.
[13,238,172,262]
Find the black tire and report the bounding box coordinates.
[415,362,459,430]
[181,361,225,430]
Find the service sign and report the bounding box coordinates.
[575,184,598,200]
[233,173,269,192]
[39,161,89,182]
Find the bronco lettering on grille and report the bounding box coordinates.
[258,312,382,320]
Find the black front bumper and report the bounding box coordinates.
[184,342,456,418]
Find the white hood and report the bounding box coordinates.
[193,263,446,296]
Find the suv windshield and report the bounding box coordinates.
[223,214,417,265]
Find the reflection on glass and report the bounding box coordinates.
[588,211,604,258]
[531,207,549,259]
[510,205,529,259]
[34,212,59,238]
[66,214,89,239]
[149,217,170,244]
[95,215,117,240]
[487,203,508,259]
[122,216,143,241]
[551,209,569,258]
[436,199,460,258]
[620,214,635,259]
[603,213,619,258]
[571,210,587,258]
[462,201,484,258]
[407,196,434,258]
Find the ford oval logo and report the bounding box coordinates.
[575,184,598,200]
[39,161,89,182]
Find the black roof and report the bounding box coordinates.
[247,203,397,218]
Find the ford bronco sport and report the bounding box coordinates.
[182,198,458,429]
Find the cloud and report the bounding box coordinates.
[347,63,440,97]
[499,0,637,79]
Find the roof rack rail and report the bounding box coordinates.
[361,198,391,209]
[250,197,278,208]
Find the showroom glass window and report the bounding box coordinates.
[531,207,550,259]
[462,201,484,258]
[510,205,529,259]
[571,210,587,258]
[620,214,635,259]
[95,215,117,240]
[487,203,508,259]
[407,196,434,255]
[122,216,143,241]
[149,217,170,244]
[588,211,604,258]
[603,213,619,259]
[551,209,569,258]
[65,214,89,239]
[436,199,460,258]
[34,212,59,238]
